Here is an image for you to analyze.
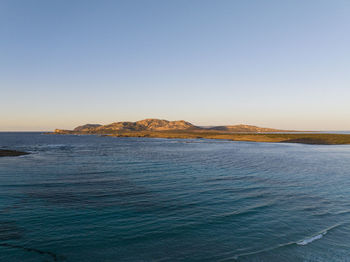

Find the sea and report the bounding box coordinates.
[1,132,350,261]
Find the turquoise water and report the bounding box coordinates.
[1,133,350,261]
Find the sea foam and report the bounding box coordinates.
[296,222,343,246]
[297,232,326,245]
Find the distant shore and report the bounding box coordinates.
[50,118,350,145]
[50,130,350,145]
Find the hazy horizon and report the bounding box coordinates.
[1,0,350,131]
[1,117,350,132]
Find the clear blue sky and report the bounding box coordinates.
[1,0,349,131]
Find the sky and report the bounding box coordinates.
[1,0,350,131]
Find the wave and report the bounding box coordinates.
[296,222,342,246]
[226,222,345,261]
[297,232,326,245]
[334,209,350,215]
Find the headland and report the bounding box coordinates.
[52,119,350,145]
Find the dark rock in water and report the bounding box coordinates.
[0,221,23,241]
[0,220,62,261]
[0,149,30,157]
[0,243,61,261]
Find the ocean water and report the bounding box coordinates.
[1,133,350,262]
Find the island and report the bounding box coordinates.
[52,119,350,145]
[0,149,30,157]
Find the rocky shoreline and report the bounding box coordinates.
[0,149,30,157]
[49,130,350,145]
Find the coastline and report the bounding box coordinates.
[49,130,350,145]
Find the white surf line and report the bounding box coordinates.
[296,222,343,246]
[220,222,345,261]
[221,240,297,261]
[296,232,326,245]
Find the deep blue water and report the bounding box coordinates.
[1,132,350,261]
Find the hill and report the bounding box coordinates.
[51,119,350,145]
[54,119,291,134]
[209,124,291,133]
[55,119,199,134]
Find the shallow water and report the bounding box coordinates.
[1,132,350,261]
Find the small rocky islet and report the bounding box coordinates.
[0,149,30,157]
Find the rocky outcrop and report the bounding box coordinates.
[0,149,30,157]
[54,129,73,134]
[100,119,197,131]
[134,119,196,131]
[73,124,102,132]
[57,119,199,133]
